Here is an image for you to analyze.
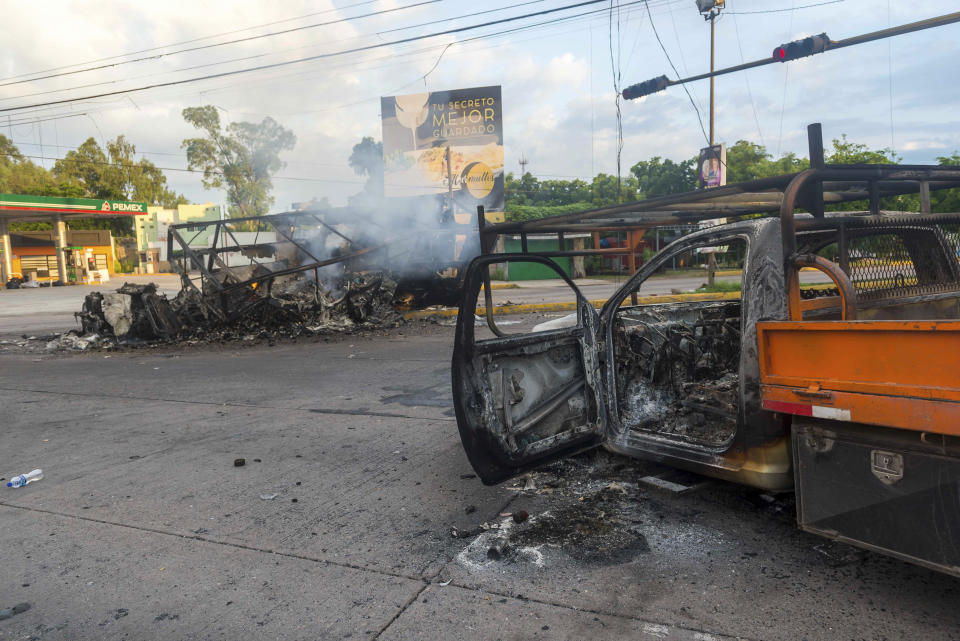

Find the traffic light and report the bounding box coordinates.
[622,75,670,101]
[773,33,831,62]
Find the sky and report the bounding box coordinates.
[0,0,957,209]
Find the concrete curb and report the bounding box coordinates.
[403,291,742,320]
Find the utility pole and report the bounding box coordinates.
[696,0,724,145]
[709,10,716,145]
[696,1,724,287]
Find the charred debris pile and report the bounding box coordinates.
[49,206,473,351]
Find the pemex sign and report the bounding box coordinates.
[0,193,148,216]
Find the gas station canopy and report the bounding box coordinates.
[0,193,148,222]
[0,193,148,284]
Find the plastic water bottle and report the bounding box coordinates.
[7,469,42,488]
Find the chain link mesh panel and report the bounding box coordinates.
[848,225,960,299]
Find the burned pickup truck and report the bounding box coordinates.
[452,124,960,576]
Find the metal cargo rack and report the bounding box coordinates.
[471,123,960,329]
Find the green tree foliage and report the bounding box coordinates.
[503,172,638,221]
[932,153,960,213]
[827,134,899,164]
[182,105,296,217]
[0,134,75,197]
[54,136,185,205]
[724,140,808,182]
[630,156,697,197]
[348,134,957,222]
[348,137,384,204]
[0,134,186,235]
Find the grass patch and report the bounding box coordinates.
[695,281,742,293]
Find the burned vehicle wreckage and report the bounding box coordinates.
[74,200,475,344]
[452,124,960,576]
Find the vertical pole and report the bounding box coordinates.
[838,223,850,276]
[919,180,931,214]
[868,180,880,216]
[0,219,11,285]
[627,230,638,305]
[446,146,453,216]
[807,123,825,218]
[709,13,716,146]
[54,215,68,284]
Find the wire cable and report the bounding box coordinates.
[0,0,610,114]
[724,0,844,15]
[643,0,710,144]
[4,0,667,126]
[887,0,896,154]
[730,1,765,147]
[775,0,796,158]
[0,0,442,89]
[0,1,382,84]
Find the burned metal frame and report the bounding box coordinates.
[167,210,386,320]
[166,201,477,321]
[471,122,960,332]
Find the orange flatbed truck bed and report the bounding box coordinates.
[758,320,960,437]
[757,319,960,577]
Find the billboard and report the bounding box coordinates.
[698,144,726,189]
[381,86,504,223]
[697,144,727,253]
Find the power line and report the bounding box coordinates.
[0,0,383,84]
[0,0,558,105]
[0,0,442,89]
[0,0,611,114]
[730,1,765,147]
[643,0,710,145]
[7,149,596,197]
[628,10,960,91]
[3,0,670,127]
[724,0,844,15]
[776,0,796,158]
[887,0,896,154]
[3,150,406,188]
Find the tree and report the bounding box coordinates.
[723,140,808,183]
[630,156,697,198]
[182,105,296,217]
[0,134,24,166]
[927,152,960,214]
[827,135,899,165]
[53,136,187,206]
[348,137,384,203]
[589,173,639,205]
[52,135,187,234]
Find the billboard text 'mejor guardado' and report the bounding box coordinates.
[381,86,504,224]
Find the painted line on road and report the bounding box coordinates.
[403,291,742,320]
[0,385,456,422]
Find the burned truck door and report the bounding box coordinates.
[452,256,606,485]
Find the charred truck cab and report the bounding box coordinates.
[452,123,960,577]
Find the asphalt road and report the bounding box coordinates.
[1,324,958,640]
[0,275,182,336]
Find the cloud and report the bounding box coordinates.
[0,0,956,209]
